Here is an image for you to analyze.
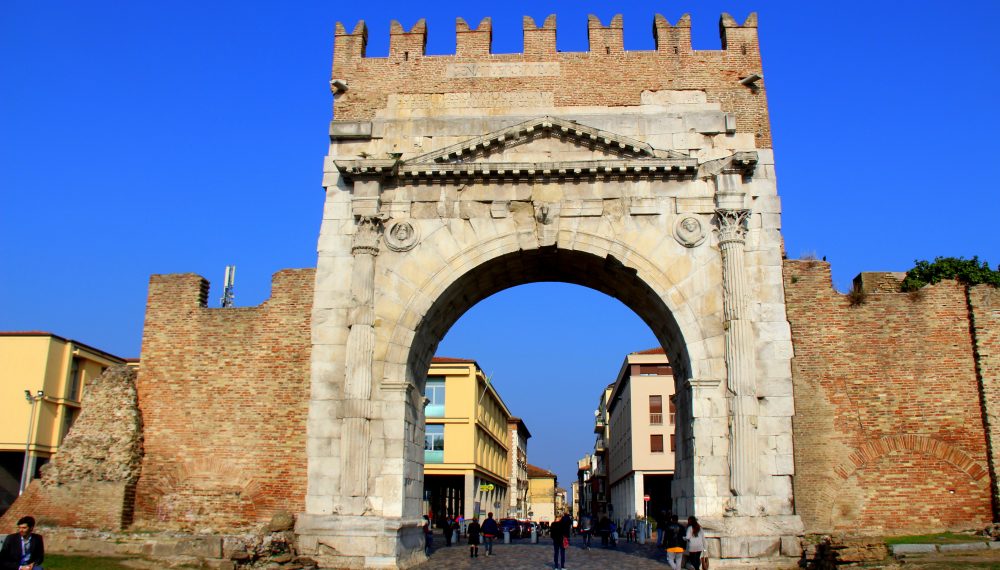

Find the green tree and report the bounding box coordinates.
[900,256,1000,292]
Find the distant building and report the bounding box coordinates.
[576,453,594,518]
[570,480,580,518]
[506,417,531,518]
[607,348,675,520]
[555,486,568,516]
[527,464,558,523]
[422,357,516,525]
[0,332,127,514]
[591,383,614,519]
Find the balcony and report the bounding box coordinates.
[594,436,607,453]
[577,457,591,471]
[650,413,663,425]
[594,417,606,433]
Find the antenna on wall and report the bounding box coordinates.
[221,265,236,308]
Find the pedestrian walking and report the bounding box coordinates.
[654,508,667,547]
[467,517,481,558]
[1,515,45,570]
[684,516,706,570]
[422,515,432,555]
[550,512,571,570]
[664,514,686,570]
[579,512,592,549]
[450,517,461,545]
[480,512,500,556]
[443,516,453,547]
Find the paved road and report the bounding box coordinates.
[413,538,673,569]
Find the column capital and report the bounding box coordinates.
[352,214,387,256]
[714,209,750,245]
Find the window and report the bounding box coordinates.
[670,434,676,452]
[649,395,663,425]
[650,434,664,453]
[669,396,676,425]
[60,408,79,444]
[425,377,445,418]
[424,424,444,463]
[67,357,82,401]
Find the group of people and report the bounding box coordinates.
[421,508,706,570]
[655,510,707,570]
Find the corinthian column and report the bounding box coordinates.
[339,214,384,514]
[715,203,759,516]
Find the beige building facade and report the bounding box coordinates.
[0,332,126,513]
[607,348,676,521]
[506,417,531,518]
[422,357,513,523]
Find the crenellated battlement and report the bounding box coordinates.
[331,12,771,146]
[334,13,757,61]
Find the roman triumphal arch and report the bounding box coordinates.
[295,13,802,568]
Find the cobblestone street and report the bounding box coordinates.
[413,538,672,569]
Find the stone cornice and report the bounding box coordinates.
[407,115,689,165]
[398,158,697,181]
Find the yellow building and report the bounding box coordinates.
[0,332,127,513]
[527,464,558,524]
[423,357,514,524]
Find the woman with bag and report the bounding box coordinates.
[550,512,571,570]
[467,517,481,558]
[684,516,706,570]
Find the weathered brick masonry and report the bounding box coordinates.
[0,365,142,530]
[332,14,771,147]
[132,269,314,530]
[784,260,996,534]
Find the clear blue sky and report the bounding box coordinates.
[3,1,998,497]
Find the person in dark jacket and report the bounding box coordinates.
[664,514,686,570]
[480,512,500,556]
[550,512,571,570]
[466,517,481,558]
[0,516,44,570]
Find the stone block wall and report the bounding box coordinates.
[783,260,995,534]
[331,13,771,147]
[132,269,314,530]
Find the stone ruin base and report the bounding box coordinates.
[38,511,317,569]
[294,514,426,569]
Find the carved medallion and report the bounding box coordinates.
[674,216,707,248]
[384,220,419,252]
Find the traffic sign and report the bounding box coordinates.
[643,495,651,502]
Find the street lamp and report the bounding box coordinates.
[19,390,44,495]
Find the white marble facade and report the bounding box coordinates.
[296,92,802,568]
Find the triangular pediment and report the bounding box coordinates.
[407,116,688,165]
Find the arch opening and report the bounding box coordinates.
[398,246,699,522]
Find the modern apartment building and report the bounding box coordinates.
[506,417,531,519]
[422,357,516,524]
[591,383,614,519]
[0,332,127,514]
[607,348,675,520]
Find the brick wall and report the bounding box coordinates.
[132,269,314,530]
[0,365,142,530]
[784,260,995,534]
[969,285,1000,515]
[331,13,772,147]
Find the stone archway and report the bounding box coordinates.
[296,108,801,566]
